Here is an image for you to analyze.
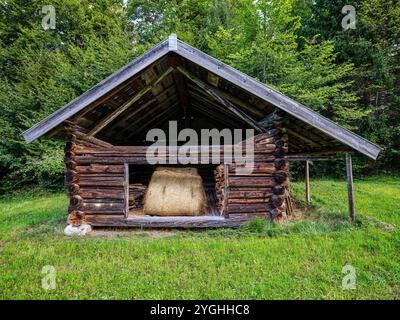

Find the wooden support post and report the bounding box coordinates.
[124,163,129,218]
[345,153,355,222]
[223,163,229,218]
[305,160,311,206]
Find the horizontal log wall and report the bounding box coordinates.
[65,124,126,225]
[214,127,288,220]
[64,122,289,226]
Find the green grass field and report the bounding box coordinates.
[0,176,399,299]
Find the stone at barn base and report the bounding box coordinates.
[64,224,92,236]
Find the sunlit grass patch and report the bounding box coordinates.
[0,176,399,299]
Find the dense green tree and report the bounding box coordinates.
[0,0,138,191]
[300,0,400,169]
[204,0,361,128]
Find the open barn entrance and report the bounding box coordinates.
[128,164,221,217]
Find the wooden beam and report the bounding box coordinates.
[191,103,244,129]
[305,161,311,206]
[120,97,178,137]
[87,67,174,137]
[172,70,190,119]
[188,85,245,121]
[176,66,265,132]
[213,87,265,118]
[124,163,129,218]
[345,153,355,222]
[286,155,342,161]
[126,102,179,138]
[86,215,252,228]
[108,83,176,132]
[287,118,333,146]
[188,87,250,125]
[200,79,265,118]
[63,121,114,147]
[286,127,320,147]
[285,136,303,152]
[134,107,181,136]
[288,147,351,157]
[190,102,251,131]
[117,94,178,137]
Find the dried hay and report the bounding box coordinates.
[143,167,208,216]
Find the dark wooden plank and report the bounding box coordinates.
[87,215,252,228]
[212,86,264,118]
[108,83,176,132]
[286,155,341,161]
[223,163,229,217]
[82,202,125,213]
[205,187,220,216]
[188,83,248,120]
[305,160,311,206]
[229,177,275,187]
[169,55,190,119]
[87,67,174,137]
[80,188,125,200]
[76,165,124,174]
[286,127,320,147]
[79,177,125,187]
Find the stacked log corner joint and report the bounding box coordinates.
[269,127,289,222]
[64,124,85,226]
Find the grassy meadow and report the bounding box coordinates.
[0,176,399,299]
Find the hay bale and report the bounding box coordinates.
[143,167,208,216]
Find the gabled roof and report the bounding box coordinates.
[22,34,382,159]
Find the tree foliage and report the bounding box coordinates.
[301,0,400,168]
[0,0,140,191]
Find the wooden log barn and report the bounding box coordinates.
[23,35,382,230]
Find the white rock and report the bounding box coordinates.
[64,224,92,236]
